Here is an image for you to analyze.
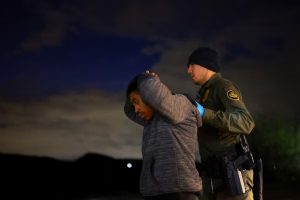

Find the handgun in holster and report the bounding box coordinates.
[221,155,249,196]
[238,135,263,200]
[221,135,256,196]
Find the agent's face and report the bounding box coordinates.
[129,91,154,121]
[187,64,209,86]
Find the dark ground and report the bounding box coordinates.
[263,181,299,200]
[0,153,299,200]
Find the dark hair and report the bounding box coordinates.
[126,75,139,98]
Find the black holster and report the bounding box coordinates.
[221,155,250,196]
[201,136,256,196]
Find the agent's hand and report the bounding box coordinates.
[195,101,205,117]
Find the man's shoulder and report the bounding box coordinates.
[180,93,197,105]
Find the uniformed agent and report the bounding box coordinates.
[186,47,255,200]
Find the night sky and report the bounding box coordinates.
[1,0,300,160]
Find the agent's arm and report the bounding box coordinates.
[203,85,255,135]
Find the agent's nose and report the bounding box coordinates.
[187,65,192,74]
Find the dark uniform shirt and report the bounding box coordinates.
[196,73,255,162]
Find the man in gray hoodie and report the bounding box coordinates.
[124,71,202,200]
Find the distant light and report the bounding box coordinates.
[127,163,132,168]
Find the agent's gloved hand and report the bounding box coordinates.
[195,101,205,117]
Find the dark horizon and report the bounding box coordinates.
[0,152,142,199]
[1,152,299,200]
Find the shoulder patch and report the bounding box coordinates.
[227,90,239,100]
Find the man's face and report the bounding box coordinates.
[187,64,208,85]
[129,91,154,121]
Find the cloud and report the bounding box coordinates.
[0,90,143,160]
[17,1,75,53]
[149,3,300,118]
[19,12,69,53]
[16,0,300,59]
[14,0,254,53]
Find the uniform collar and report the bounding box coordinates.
[196,73,222,101]
[201,73,222,90]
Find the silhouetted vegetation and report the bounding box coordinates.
[248,114,300,184]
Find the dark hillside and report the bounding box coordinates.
[0,153,142,199]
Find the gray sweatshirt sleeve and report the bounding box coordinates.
[138,75,192,124]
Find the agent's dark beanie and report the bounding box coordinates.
[187,47,220,72]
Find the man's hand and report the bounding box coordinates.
[145,70,159,79]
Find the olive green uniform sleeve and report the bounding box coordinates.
[203,80,255,135]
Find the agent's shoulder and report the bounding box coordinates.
[213,76,234,89]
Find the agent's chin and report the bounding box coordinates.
[192,79,199,85]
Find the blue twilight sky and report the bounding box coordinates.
[0,0,300,160]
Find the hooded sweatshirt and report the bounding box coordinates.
[124,74,202,197]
